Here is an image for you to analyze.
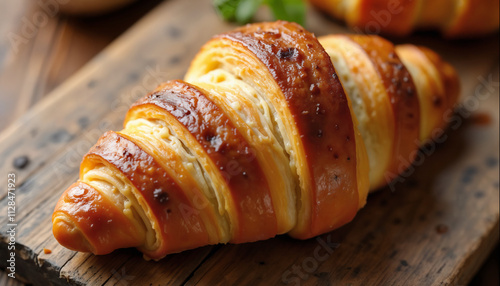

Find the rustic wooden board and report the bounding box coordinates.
[0,0,498,285]
[0,0,163,132]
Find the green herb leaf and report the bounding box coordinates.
[282,0,306,25]
[265,0,305,26]
[236,0,263,24]
[213,0,241,22]
[213,0,305,26]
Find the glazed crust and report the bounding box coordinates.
[86,131,213,258]
[320,35,459,190]
[220,21,362,238]
[130,80,278,243]
[52,21,459,259]
[348,35,420,188]
[396,45,460,142]
[52,181,143,255]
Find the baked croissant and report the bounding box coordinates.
[310,0,500,38]
[52,21,459,260]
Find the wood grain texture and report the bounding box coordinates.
[0,0,163,132]
[0,0,498,285]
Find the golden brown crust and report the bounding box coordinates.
[347,35,420,188]
[222,21,360,238]
[395,44,460,141]
[416,46,460,111]
[52,181,143,254]
[52,21,460,258]
[86,131,212,258]
[319,34,396,190]
[130,80,278,243]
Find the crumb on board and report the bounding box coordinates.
[43,248,52,254]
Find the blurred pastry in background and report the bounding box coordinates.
[309,0,500,38]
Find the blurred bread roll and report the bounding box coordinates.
[310,0,500,38]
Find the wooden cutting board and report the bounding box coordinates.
[0,0,498,285]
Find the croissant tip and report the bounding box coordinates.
[52,215,93,253]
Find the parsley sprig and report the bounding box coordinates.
[213,0,305,26]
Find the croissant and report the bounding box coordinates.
[310,0,500,38]
[52,21,459,260]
